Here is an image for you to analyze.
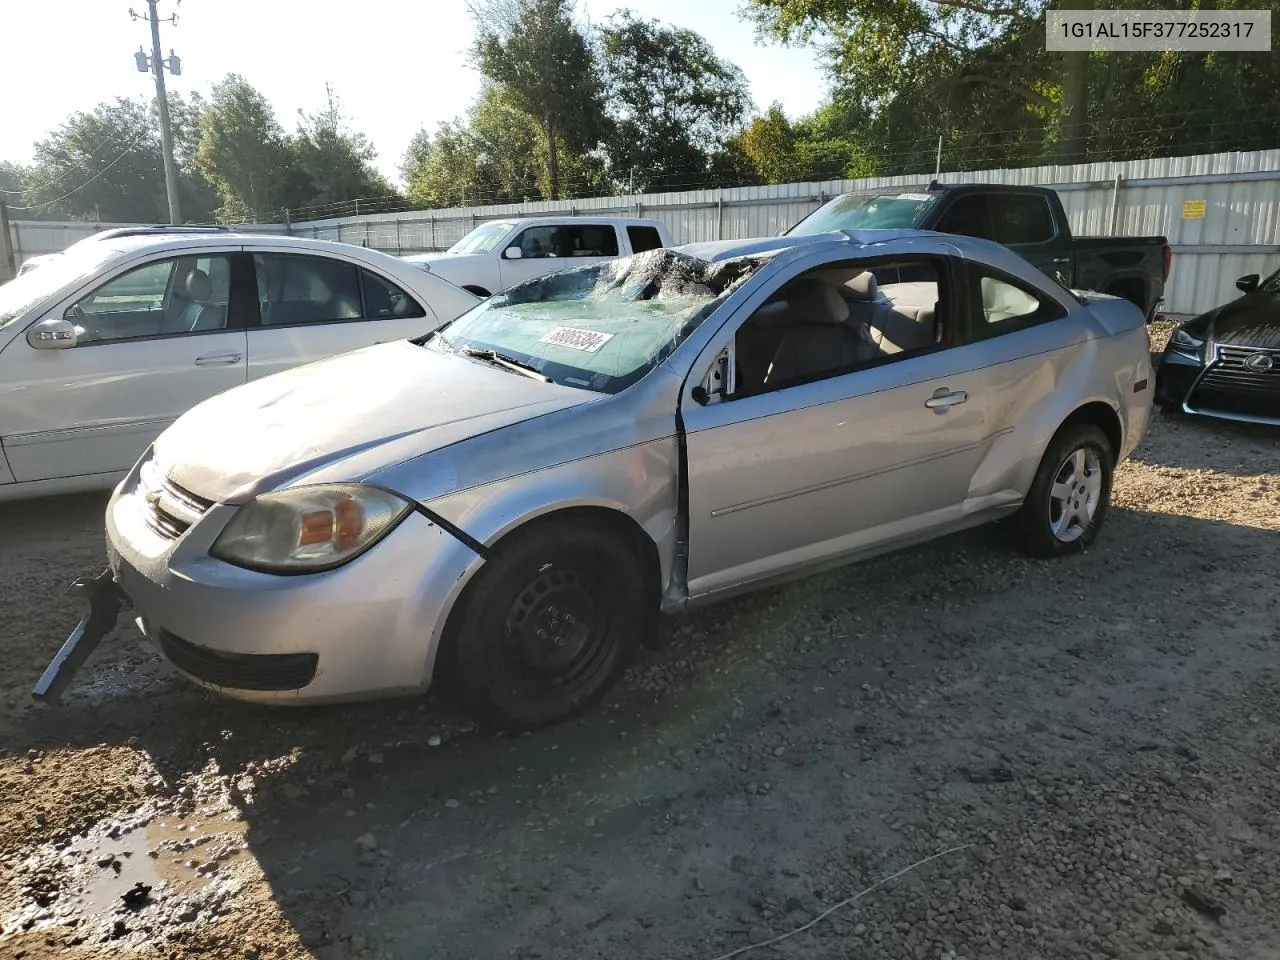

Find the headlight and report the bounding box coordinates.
[211,484,413,573]
[1170,328,1204,358]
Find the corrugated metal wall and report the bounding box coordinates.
[13,150,1280,316]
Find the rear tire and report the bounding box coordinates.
[1011,423,1114,559]
[445,520,646,729]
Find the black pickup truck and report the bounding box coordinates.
[787,182,1171,320]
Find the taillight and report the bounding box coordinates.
[1162,245,1172,282]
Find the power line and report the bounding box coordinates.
[8,132,151,212]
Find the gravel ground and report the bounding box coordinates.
[2,320,1279,960]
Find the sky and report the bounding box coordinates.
[0,0,828,187]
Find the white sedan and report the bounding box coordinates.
[0,232,478,501]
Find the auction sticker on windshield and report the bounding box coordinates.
[897,193,932,201]
[539,327,615,353]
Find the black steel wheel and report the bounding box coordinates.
[444,519,648,729]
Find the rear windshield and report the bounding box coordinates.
[787,193,936,235]
[431,248,766,393]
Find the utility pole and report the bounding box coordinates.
[131,1,182,224]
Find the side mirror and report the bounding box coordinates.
[1236,273,1260,294]
[503,246,523,260]
[27,317,78,350]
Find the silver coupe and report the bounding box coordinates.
[42,230,1154,727]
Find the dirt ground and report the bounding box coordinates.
[2,321,1280,960]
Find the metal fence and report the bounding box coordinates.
[11,149,1280,316]
[4,220,288,270]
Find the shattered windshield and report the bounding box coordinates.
[787,193,937,235]
[432,248,765,393]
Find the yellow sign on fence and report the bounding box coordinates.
[1182,199,1207,220]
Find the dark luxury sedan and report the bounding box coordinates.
[1156,267,1280,424]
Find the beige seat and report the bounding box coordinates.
[871,280,937,355]
[763,279,867,386]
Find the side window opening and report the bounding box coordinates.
[360,269,426,320]
[627,225,663,254]
[935,195,994,240]
[513,226,560,259]
[563,225,619,258]
[967,264,1066,338]
[67,255,233,343]
[987,195,1055,245]
[731,258,946,396]
[253,254,362,326]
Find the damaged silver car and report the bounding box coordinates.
[39,231,1153,728]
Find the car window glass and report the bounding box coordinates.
[935,195,994,239]
[253,254,362,326]
[968,266,1065,338]
[67,255,232,344]
[360,269,426,320]
[987,194,1055,245]
[732,258,944,396]
[627,226,663,253]
[512,226,560,259]
[562,225,619,257]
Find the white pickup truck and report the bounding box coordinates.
[402,216,673,297]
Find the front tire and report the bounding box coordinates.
[445,520,647,729]
[1011,423,1114,559]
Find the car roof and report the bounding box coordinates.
[677,229,944,263]
[94,232,403,261]
[484,215,667,228]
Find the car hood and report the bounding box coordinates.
[407,252,485,270]
[1204,293,1280,349]
[153,340,594,503]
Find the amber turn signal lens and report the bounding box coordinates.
[334,496,365,550]
[298,509,334,547]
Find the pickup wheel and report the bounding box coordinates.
[1011,423,1114,559]
[445,520,645,729]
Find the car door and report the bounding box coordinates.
[498,224,568,289]
[0,250,250,483]
[954,261,1080,464]
[680,251,1001,598]
[244,251,436,380]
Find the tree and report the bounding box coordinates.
[473,0,606,200]
[293,84,396,208]
[194,74,306,223]
[0,162,29,205]
[21,98,170,222]
[403,85,544,207]
[599,12,752,191]
[738,102,873,184]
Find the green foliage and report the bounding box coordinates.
[194,75,305,222]
[738,102,873,184]
[599,12,753,191]
[746,0,1280,174]
[473,0,606,199]
[293,85,396,209]
[403,85,545,207]
[18,96,216,223]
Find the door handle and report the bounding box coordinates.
[925,388,968,410]
[194,352,242,366]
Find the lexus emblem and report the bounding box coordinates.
[1244,352,1275,373]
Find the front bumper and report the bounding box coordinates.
[1157,344,1280,425]
[98,464,485,704]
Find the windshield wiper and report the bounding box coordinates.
[459,346,552,382]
